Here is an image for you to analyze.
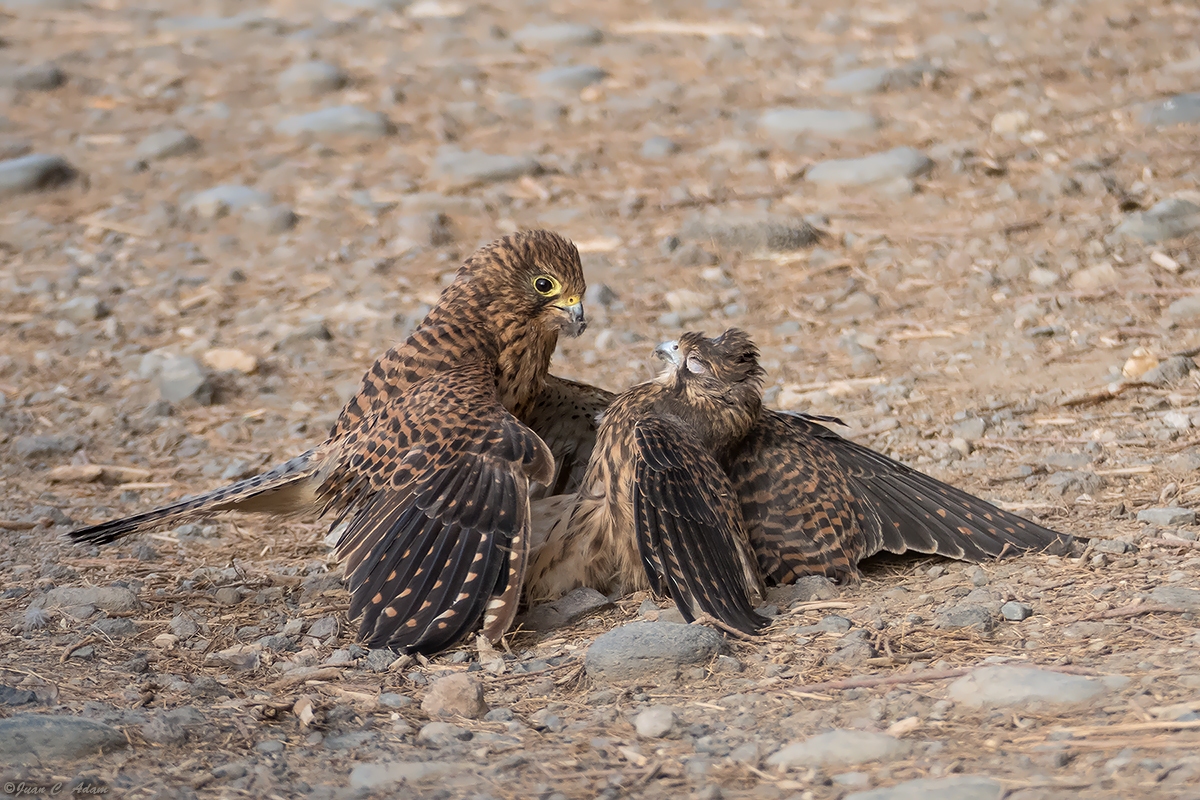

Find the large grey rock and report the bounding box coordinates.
[947,666,1110,709]
[806,147,934,186]
[136,128,200,161]
[185,185,271,219]
[0,154,76,197]
[0,714,127,763]
[275,106,392,139]
[767,730,909,769]
[585,622,723,683]
[1140,93,1200,127]
[430,149,539,190]
[0,62,66,91]
[535,65,607,93]
[1115,198,1200,243]
[349,761,466,789]
[934,603,995,631]
[1138,507,1196,526]
[519,587,613,632]
[759,108,880,145]
[421,674,488,719]
[45,586,139,612]
[1044,470,1104,497]
[1150,585,1200,610]
[278,61,348,99]
[845,776,1004,800]
[12,435,82,460]
[679,213,819,252]
[513,23,603,49]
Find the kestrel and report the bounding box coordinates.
[528,329,1072,634]
[69,230,606,654]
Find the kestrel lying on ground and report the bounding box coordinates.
[527,329,1072,634]
[70,230,610,654]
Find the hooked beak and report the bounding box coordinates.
[553,299,587,338]
[654,339,682,366]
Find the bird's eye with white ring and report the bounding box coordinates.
[532,275,561,296]
[685,354,708,375]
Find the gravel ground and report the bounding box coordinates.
[2,0,1200,797]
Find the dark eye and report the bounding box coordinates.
[685,354,708,375]
[535,277,554,294]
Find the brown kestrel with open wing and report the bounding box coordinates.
[69,230,608,654]
[528,329,1072,635]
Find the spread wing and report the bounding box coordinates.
[522,375,615,498]
[727,410,1072,584]
[325,362,553,654]
[632,416,768,635]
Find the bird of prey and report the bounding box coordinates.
[69,230,611,655]
[527,329,770,635]
[528,329,1071,634]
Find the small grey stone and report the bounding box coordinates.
[1140,93,1200,127]
[512,23,603,49]
[379,693,412,708]
[59,295,107,323]
[0,154,76,197]
[634,705,676,738]
[825,641,876,664]
[430,148,539,190]
[529,709,565,732]
[1141,355,1196,384]
[255,634,293,652]
[585,621,724,683]
[170,614,199,639]
[13,434,82,460]
[1044,470,1105,497]
[1149,585,1200,610]
[348,760,464,790]
[1116,198,1200,243]
[1093,538,1134,554]
[307,616,340,640]
[45,586,138,613]
[679,212,819,252]
[255,739,285,754]
[806,147,934,186]
[1000,601,1032,621]
[363,648,397,672]
[483,707,513,722]
[952,417,987,441]
[825,61,940,95]
[833,772,872,789]
[135,129,200,161]
[947,666,1110,708]
[844,775,1004,800]
[767,730,910,769]
[421,674,488,719]
[92,618,137,637]
[641,136,680,159]
[325,730,374,749]
[0,714,127,763]
[185,185,271,220]
[243,204,298,233]
[535,65,607,94]
[768,575,838,605]
[155,356,213,405]
[278,61,348,99]
[935,604,995,631]
[759,107,881,145]
[415,720,471,747]
[1137,507,1196,527]
[520,586,614,632]
[275,106,392,139]
[1,63,66,92]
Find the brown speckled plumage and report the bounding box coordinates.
[69,230,603,654]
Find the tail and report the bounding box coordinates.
[69,451,320,545]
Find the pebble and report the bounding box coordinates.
[1140,93,1200,127]
[634,705,676,738]
[1092,538,1133,554]
[845,775,1004,800]
[991,110,1030,135]
[952,417,987,441]
[185,185,272,219]
[584,621,724,683]
[59,295,107,323]
[768,575,837,605]
[825,61,939,94]
[0,154,76,197]
[430,148,539,190]
[1150,586,1200,610]
[415,720,471,747]
[535,65,607,94]
[0,62,66,92]
[935,604,995,631]
[0,714,127,763]
[946,666,1113,708]
[1000,601,1033,621]
[278,61,348,99]
[1069,261,1118,290]
[679,213,819,252]
[307,616,340,640]
[512,23,603,49]
[1115,198,1200,243]
[243,204,298,233]
[806,147,934,186]
[1044,470,1105,497]
[274,106,392,139]
[766,730,910,769]
[421,674,488,719]
[349,760,463,790]
[45,586,138,613]
[153,356,214,405]
[759,107,881,145]
[641,136,680,159]
[135,128,200,161]
[519,586,613,632]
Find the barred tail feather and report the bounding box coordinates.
[69,451,319,545]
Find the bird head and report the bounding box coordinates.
[461,229,588,339]
[653,328,765,442]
